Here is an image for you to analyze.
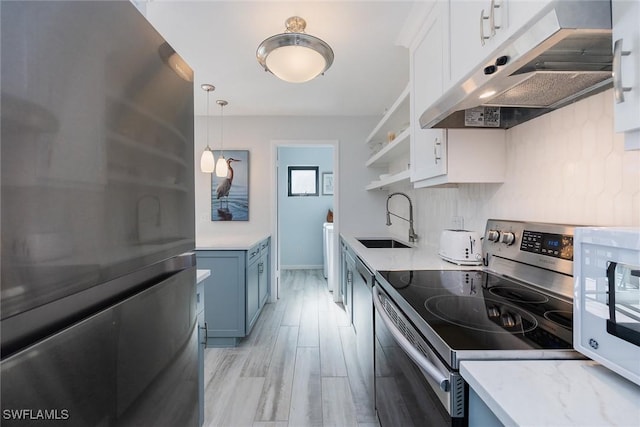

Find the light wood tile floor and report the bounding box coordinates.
[203,269,379,427]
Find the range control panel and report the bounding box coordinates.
[483,219,575,279]
[520,230,574,261]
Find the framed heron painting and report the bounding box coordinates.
[211,150,249,221]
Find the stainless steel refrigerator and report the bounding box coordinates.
[1,2,197,425]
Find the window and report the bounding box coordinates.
[288,166,319,196]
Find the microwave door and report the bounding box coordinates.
[606,262,640,346]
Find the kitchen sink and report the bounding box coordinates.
[357,239,411,249]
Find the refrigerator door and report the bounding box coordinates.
[2,253,196,358]
[1,266,198,426]
[1,1,195,324]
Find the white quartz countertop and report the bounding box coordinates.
[340,233,481,272]
[461,360,640,427]
[196,269,210,284]
[196,234,270,251]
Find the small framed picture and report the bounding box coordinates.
[322,172,334,195]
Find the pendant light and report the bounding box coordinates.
[257,16,334,83]
[215,100,229,178]
[200,83,215,173]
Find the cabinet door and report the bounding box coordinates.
[412,0,449,117]
[340,242,348,304]
[450,0,514,85]
[196,251,245,339]
[246,259,260,334]
[258,239,270,306]
[411,2,449,184]
[412,128,448,183]
[258,252,269,307]
[612,0,640,139]
[344,250,356,326]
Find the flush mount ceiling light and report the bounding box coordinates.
[200,83,215,173]
[257,16,334,83]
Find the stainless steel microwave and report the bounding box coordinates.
[574,227,640,386]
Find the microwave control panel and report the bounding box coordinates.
[520,230,573,261]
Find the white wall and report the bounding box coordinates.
[195,116,387,245]
[387,89,640,247]
[278,146,334,268]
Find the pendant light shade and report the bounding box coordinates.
[215,156,228,177]
[200,148,214,173]
[200,83,216,173]
[257,16,334,83]
[215,100,229,178]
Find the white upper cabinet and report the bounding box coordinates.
[411,128,448,183]
[612,0,640,150]
[413,129,506,189]
[411,0,450,182]
[409,0,506,188]
[412,1,450,117]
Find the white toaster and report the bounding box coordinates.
[439,229,483,265]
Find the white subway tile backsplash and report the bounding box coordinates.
[396,89,640,248]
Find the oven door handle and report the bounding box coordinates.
[373,285,450,392]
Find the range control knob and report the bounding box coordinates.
[500,232,516,246]
[486,230,500,242]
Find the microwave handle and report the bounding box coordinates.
[373,285,450,392]
[606,262,640,346]
[607,261,618,323]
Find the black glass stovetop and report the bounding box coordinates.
[377,270,574,352]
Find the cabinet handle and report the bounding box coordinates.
[479,9,490,46]
[434,138,442,164]
[258,262,264,274]
[613,38,632,104]
[489,0,501,37]
[347,271,353,284]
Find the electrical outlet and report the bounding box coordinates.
[452,216,464,230]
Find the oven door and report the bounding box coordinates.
[373,284,467,427]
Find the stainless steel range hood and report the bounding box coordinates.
[420,1,613,130]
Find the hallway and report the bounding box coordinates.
[203,269,378,427]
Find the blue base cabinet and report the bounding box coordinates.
[196,237,270,347]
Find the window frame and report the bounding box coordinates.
[287,166,319,197]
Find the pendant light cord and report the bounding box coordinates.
[219,101,224,157]
[206,92,210,150]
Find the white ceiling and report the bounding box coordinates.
[144,1,418,117]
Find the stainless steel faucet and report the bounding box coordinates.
[386,192,418,243]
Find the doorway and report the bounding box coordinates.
[271,140,339,302]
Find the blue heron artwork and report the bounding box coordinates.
[211,150,249,221]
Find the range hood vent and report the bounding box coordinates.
[486,71,612,108]
[420,1,613,130]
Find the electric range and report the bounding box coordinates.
[376,268,576,370]
[372,219,583,426]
